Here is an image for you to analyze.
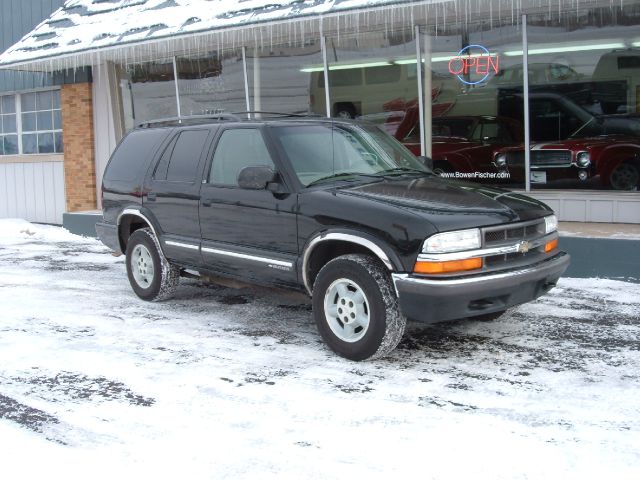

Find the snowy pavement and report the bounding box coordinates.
[0,219,639,479]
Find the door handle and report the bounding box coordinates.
[147,192,156,202]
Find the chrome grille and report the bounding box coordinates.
[506,150,572,167]
[483,220,545,247]
[532,150,572,166]
[485,251,545,268]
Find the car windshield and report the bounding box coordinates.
[270,123,428,186]
[432,118,475,138]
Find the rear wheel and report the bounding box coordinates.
[126,228,179,301]
[312,254,406,361]
[334,103,356,119]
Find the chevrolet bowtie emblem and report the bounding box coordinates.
[517,241,531,253]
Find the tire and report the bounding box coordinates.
[471,310,506,322]
[312,254,406,361]
[334,103,356,119]
[126,228,180,301]
[609,161,640,191]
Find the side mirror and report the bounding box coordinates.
[417,155,434,171]
[237,166,276,190]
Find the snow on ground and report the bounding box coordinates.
[0,218,639,479]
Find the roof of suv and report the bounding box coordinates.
[136,112,359,130]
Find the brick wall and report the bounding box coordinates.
[60,82,96,211]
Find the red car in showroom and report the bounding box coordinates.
[396,114,522,180]
[494,115,640,190]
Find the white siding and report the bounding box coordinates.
[526,191,640,224]
[93,62,124,209]
[0,160,65,224]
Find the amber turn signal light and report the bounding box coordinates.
[414,257,482,274]
[544,238,558,253]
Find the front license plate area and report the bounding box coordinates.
[531,171,547,183]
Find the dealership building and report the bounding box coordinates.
[0,0,639,277]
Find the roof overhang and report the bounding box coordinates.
[0,0,441,72]
[0,0,614,73]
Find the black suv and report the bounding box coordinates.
[96,114,569,361]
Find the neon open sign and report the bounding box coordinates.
[448,44,500,85]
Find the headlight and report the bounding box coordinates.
[576,151,591,168]
[494,153,507,168]
[423,228,481,253]
[544,215,558,234]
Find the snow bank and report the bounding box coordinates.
[0,218,87,244]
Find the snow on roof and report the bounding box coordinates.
[0,0,424,71]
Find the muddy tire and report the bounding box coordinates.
[126,228,179,301]
[312,254,406,361]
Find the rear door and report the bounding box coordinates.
[143,127,213,265]
[198,126,298,287]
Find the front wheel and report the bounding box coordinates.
[312,254,406,361]
[609,161,640,191]
[126,228,180,301]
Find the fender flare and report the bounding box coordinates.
[301,230,403,295]
[116,207,164,255]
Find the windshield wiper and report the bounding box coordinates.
[306,172,382,187]
[375,167,428,176]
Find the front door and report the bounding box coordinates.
[199,127,298,287]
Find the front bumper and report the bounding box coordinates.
[392,251,570,323]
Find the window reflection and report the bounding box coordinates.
[416,22,525,187]
[119,59,177,130]
[246,42,323,115]
[519,4,640,191]
[324,31,417,120]
[176,51,246,116]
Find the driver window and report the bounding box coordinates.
[210,129,274,185]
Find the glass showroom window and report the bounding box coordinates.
[21,90,63,154]
[526,3,640,191]
[119,59,178,131]
[0,94,18,155]
[246,40,324,116]
[325,29,418,122]
[417,16,525,189]
[176,50,246,116]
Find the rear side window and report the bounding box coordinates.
[618,56,640,69]
[105,129,168,181]
[318,69,363,88]
[365,65,401,85]
[154,129,209,183]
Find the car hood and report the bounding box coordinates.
[337,176,552,230]
[500,135,632,153]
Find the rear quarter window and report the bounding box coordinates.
[618,56,640,70]
[166,129,210,182]
[153,129,210,182]
[104,129,169,181]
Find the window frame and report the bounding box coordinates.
[0,88,63,156]
[151,128,211,184]
[205,126,276,188]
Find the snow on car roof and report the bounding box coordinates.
[0,0,420,71]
